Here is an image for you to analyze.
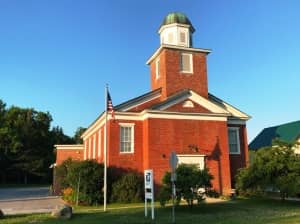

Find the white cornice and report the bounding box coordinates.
[158,23,191,34]
[153,90,230,115]
[81,110,230,140]
[146,45,212,65]
[55,145,84,150]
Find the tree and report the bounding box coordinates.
[0,99,74,184]
[73,127,86,144]
[236,140,300,200]
[160,164,213,207]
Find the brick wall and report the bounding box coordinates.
[150,48,209,99]
[55,146,84,165]
[144,118,232,195]
[229,124,249,187]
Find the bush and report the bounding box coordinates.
[55,159,104,205]
[236,140,300,200]
[111,172,143,203]
[160,164,213,207]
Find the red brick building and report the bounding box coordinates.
[55,12,250,195]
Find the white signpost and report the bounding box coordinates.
[144,169,154,220]
[169,151,178,224]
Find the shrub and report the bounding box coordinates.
[236,140,300,200]
[111,172,143,203]
[55,159,104,205]
[160,164,213,207]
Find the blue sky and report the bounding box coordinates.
[0,0,299,142]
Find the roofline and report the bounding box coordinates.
[81,109,231,140]
[115,88,161,111]
[208,93,251,120]
[158,23,194,34]
[55,145,84,150]
[146,45,212,65]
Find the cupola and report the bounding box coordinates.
[158,12,195,48]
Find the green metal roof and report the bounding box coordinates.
[160,12,195,32]
[249,120,300,150]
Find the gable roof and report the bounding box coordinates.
[249,120,300,150]
[150,89,230,115]
[82,89,250,140]
[115,88,161,112]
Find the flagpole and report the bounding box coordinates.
[104,84,108,212]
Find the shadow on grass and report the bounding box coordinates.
[2,198,300,224]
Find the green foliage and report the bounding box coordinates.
[73,127,87,144]
[160,164,213,207]
[56,159,104,205]
[111,172,143,203]
[236,139,300,200]
[0,99,74,184]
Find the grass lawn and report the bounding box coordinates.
[1,198,300,224]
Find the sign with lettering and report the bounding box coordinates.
[144,169,154,220]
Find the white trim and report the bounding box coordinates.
[180,52,193,73]
[84,141,87,160]
[154,90,230,114]
[82,110,230,140]
[177,154,206,170]
[55,145,84,150]
[189,92,229,114]
[228,127,241,155]
[93,134,96,159]
[155,58,160,79]
[146,45,211,65]
[209,94,251,120]
[143,110,228,121]
[119,123,135,153]
[158,23,191,34]
[88,138,91,159]
[98,129,102,158]
[227,119,246,125]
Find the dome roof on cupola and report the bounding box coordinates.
[160,12,195,33]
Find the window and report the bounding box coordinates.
[180,53,193,73]
[120,123,134,153]
[168,33,174,43]
[180,32,186,43]
[228,127,240,154]
[155,58,160,79]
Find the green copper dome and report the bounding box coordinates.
[160,12,195,32]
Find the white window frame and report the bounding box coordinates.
[228,127,241,154]
[155,58,160,79]
[119,123,135,153]
[180,53,193,73]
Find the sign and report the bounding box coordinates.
[144,169,154,220]
[144,170,153,190]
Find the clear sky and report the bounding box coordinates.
[0,0,299,142]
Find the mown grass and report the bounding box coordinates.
[1,198,300,224]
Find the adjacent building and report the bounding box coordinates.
[55,12,251,195]
[249,120,300,154]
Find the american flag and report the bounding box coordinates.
[107,90,115,120]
